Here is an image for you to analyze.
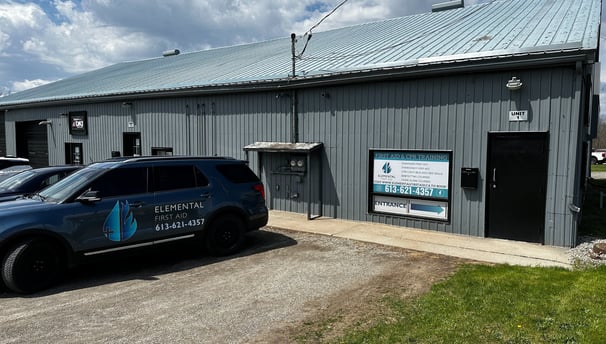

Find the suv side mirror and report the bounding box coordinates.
[76,190,101,203]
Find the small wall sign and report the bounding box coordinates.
[509,110,528,122]
[69,111,88,135]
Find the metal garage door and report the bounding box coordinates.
[16,120,49,168]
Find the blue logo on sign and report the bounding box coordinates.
[382,162,392,174]
[103,200,138,242]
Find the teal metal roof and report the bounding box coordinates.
[0,0,601,107]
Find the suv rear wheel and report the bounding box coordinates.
[205,215,245,256]
[2,238,64,294]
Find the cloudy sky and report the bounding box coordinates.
[0,0,604,106]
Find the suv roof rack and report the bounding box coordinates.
[104,155,236,163]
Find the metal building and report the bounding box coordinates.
[0,0,601,247]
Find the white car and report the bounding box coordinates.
[591,150,605,165]
[0,157,31,182]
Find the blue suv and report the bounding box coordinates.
[0,156,268,294]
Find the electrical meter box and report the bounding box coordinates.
[461,168,479,189]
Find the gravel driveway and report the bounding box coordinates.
[0,228,467,343]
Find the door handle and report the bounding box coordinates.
[129,201,145,208]
[200,192,213,199]
[492,168,497,189]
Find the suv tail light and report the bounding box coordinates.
[253,183,265,200]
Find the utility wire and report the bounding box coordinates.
[300,0,496,62]
[296,0,349,59]
[307,0,349,35]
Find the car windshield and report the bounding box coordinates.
[38,164,108,202]
[0,169,38,191]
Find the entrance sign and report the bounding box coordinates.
[369,150,452,221]
[373,195,448,220]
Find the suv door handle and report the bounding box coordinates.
[129,201,145,208]
[200,192,213,199]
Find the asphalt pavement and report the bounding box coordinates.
[267,210,572,269]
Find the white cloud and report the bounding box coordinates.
[18,1,160,73]
[0,2,48,56]
[0,2,46,29]
[11,79,55,93]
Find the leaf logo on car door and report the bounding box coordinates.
[103,200,138,242]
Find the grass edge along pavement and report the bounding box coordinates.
[331,264,606,344]
[295,168,606,343]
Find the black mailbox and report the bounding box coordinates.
[461,168,479,189]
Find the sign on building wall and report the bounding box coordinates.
[368,150,452,221]
[509,110,528,122]
[69,111,88,136]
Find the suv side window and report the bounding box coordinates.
[153,165,209,192]
[89,167,148,198]
[215,164,259,183]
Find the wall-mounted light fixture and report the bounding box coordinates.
[38,120,52,126]
[506,77,523,91]
[321,92,330,98]
[122,102,133,108]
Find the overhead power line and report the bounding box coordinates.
[297,0,349,59]
[307,0,350,36]
[301,0,496,63]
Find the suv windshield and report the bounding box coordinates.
[39,165,108,202]
[0,169,37,191]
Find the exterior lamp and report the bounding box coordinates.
[506,77,523,91]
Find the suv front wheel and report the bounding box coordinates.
[205,215,245,256]
[2,238,64,294]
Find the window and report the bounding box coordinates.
[40,174,61,188]
[88,167,148,198]
[152,147,173,156]
[216,164,259,183]
[153,165,208,192]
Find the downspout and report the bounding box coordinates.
[291,90,298,143]
[290,33,299,144]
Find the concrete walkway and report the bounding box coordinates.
[267,210,572,268]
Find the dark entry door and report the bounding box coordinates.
[65,142,83,165]
[16,120,49,168]
[123,132,142,157]
[487,132,548,243]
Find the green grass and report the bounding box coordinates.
[295,165,606,343]
[333,265,606,344]
[591,164,606,173]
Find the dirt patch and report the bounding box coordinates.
[252,233,472,343]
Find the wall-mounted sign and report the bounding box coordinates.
[69,111,88,136]
[509,110,528,122]
[368,149,452,221]
[373,195,449,220]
